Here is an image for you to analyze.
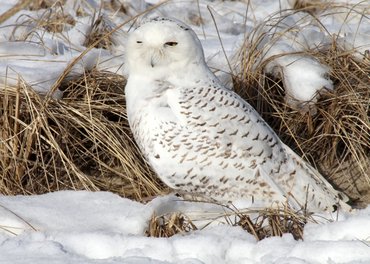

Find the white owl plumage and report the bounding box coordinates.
[124,17,350,212]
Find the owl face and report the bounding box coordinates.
[125,17,205,75]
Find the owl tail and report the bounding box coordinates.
[282,144,352,213]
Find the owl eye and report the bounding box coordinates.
[164,41,178,47]
[136,41,143,44]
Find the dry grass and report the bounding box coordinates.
[102,0,132,15]
[83,13,115,50]
[0,0,33,25]
[146,212,197,238]
[145,205,314,241]
[235,207,312,240]
[28,0,66,11]
[236,22,370,206]
[36,6,75,33]
[6,0,75,42]
[0,70,166,200]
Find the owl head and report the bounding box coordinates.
[125,17,206,76]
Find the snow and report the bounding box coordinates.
[0,0,369,263]
[0,191,369,264]
[264,53,333,111]
[0,41,103,98]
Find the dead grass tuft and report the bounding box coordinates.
[102,0,131,15]
[38,8,75,33]
[292,0,331,13]
[236,35,370,206]
[234,207,312,241]
[8,2,75,41]
[0,70,166,200]
[83,14,115,50]
[28,0,66,11]
[146,212,197,238]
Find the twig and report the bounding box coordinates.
[0,0,33,25]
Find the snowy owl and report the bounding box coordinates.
[124,17,350,212]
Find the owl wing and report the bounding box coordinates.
[165,80,285,168]
[147,80,290,202]
[160,80,348,212]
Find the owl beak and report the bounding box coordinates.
[150,50,161,68]
[151,54,160,68]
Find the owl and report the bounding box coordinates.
[124,17,350,213]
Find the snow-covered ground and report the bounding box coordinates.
[0,191,370,264]
[1,0,370,263]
